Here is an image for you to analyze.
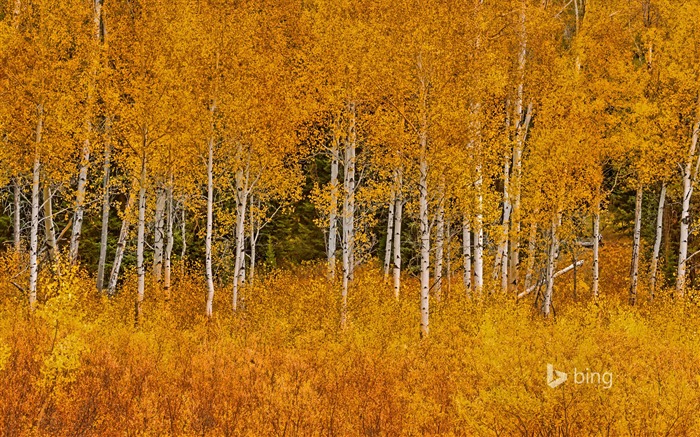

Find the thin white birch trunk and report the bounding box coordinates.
[13,177,21,252]
[630,186,643,305]
[96,140,111,291]
[510,103,533,291]
[163,181,174,300]
[136,155,147,322]
[496,159,511,293]
[383,188,395,280]
[592,208,600,299]
[341,103,356,328]
[392,170,403,300]
[232,164,249,312]
[249,201,256,285]
[328,122,340,280]
[181,200,186,261]
[107,190,134,295]
[69,133,90,264]
[650,182,666,298]
[29,155,41,311]
[542,216,559,318]
[418,82,430,337]
[42,185,58,263]
[474,167,484,294]
[434,187,445,299]
[152,187,166,282]
[205,136,215,317]
[463,217,472,296]
[677,93,700,295]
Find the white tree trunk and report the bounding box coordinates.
[163,181,174,300]
[510,103,533,292]
[474,167,484,294]
[496,159,511,293]
[107,189,134,295]
[205,137,215,317]
[434,188,445,299]
[392,170,403,300]
[249,202,256,285]
[181,200,186,261]
[233,166,248,312]
[29,156,41,311]
[136,157,147,321]
[328,126,340,280]
[13,177,21,252]
[383,188,395,280]
[419,153,430,337]
[630,186,643,305]
[542,216,559,318]
[592,209,600,299]
[96,140,111,291]
[463,217,472,296]
[69,139,90,264]
[650,182,666,298]
[341,103,356,328]
[42,185,58,263]
[152,187,166,282]
[677,96,700,295]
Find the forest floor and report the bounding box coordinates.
[0,238,699,436]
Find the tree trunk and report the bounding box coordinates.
[13,177,21,252]
[592,209,600,299]
[341,103,356,328]
[418,80,430,337]
[463,217,472,296]
[650,182,666,299]
[29,156,41,311]
[542,216,559,318]
[630,186,643,305]
[328,123,340,280]
[136,156,147,323]
[107,190,134,295]
[69,139,90,264]
[163,181,174,300]
[205,137,215,318]
[434,187,445,300]
[233,165,248,312]
[42,185,58,263]
[249,201,256,285]
[152,187,166,282]
[383,188,395,280]
[474,167,484,294]
[393,170,403,300]
[181,200,186,261]
[96,140,111,291]
[496,159,511,293]
[676,92,700,295]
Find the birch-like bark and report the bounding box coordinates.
[446,218,452,297]
[181,200,186,261]
[677,93,700,295]
[232,162,249,312]
[509,103,532,291]
[650,182,666,299]
[418,78,430,337]
[463,218,472,296]
[542,216,559,318]
[249,201,256,285]
[630,186,643,305]
[152,187,166,281]
[42,185,58,263]
[392,170,403,300]
[107,190,134,295]
[205,136,215,317]
[592,208,600,299]
[13,178,21,252]
[29,156,41,311]
[341,103,356,328]
[69,133,90,264]
[328,122,340,280]
[96,139,111,291]
[136,156,147,322]
[163,181,174,300]
[434,186,445,299]
[497,159,511,293]
[474,167,484,294]
[383,188,395,280]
